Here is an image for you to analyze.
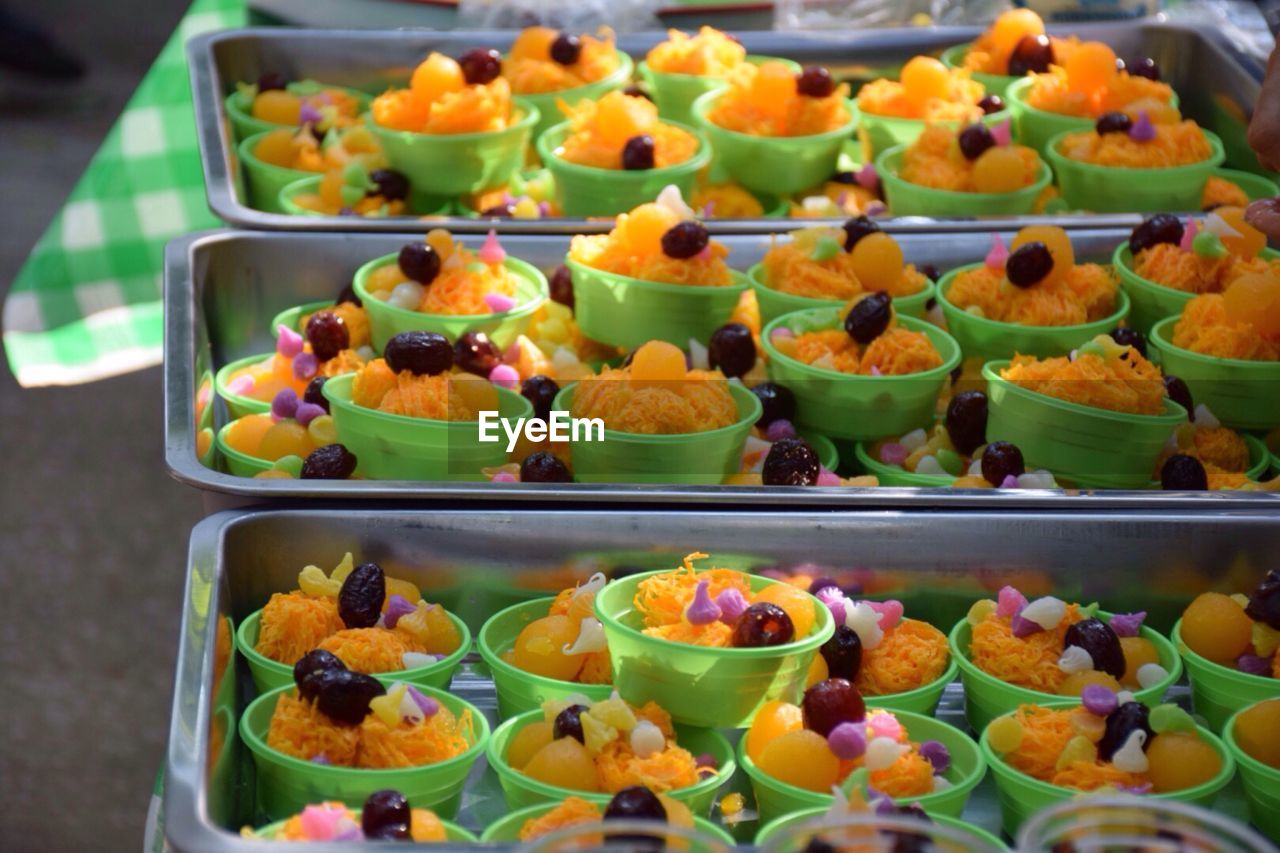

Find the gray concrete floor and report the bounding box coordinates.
[0,1,205,849]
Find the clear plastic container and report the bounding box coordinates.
[1015,794,1274,852]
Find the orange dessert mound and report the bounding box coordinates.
[358,703,473,769]
[691,182,765,218]
[505,27,621,94]
[1156,424,1253,487]
[962,10,1081,76]
[1000,343,1167,415]
[1172,292,1280,361]
[900,124,1042,193]
[1132,242,1280,295]
[971,605,1086,693]
[569,202,733,286]
[361,231,520,316]
[518,798,603,842]
[372,52,514,134]
[557,91,699,170]
[855,618,951,696]
[1058,120,1213,168]
[708,60,851,137]
[1004,705,1148,790]
[858,56,983,123]
[350,360,491,421]
[256,593,346,665]
[646,27,746,76]
[267,692,362,765]
[1023,40,1175,119]
[247,82,363,129]
[774,299,943,377]
[570,342,739,434]
[1201,176,1250,210]
[253,125,386,175]
[317,628,416,673]
[760,228,928,300]
[947,263,1117,326]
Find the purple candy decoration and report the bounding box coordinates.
[1120,783,1153,795]
[816,467,841,486]
[1108,611,1146,638]
[695,752,718,769]
[879,443,908,466]
[918,739,950,774]
[827,722,867,760]
[999,474,1019,489]
[996,585,1028,618]
[383,594,416,629]
[277,325,304,358]
[1237,654,1271,676]
[334,826,363,842]
[855,163,879,190]
[1011,612,1043,637]
[1128,111,1156,142]
[816,586,847,625]
[227,375,255,396]
[294,401,326,428]
[488,364,520,390]
[765,419,797,442]
[1081,683,1118,716]
[293,351,319,381]
[715,587,749,624]
[271,389,299,420]
[311,754,331,764]
[865,201,888,217]
[873,795,898,816]
[299,102,323,126]
[407,685,440,717]
[686,580,722,625]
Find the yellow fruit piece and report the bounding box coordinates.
[660,794,694,829]
[1119,637,1161,688]
[1069,707,1107,742]
[1055,734,1098,771]
[418,603,462,655]
[590,697,637,732]
[967,599,996,626]
[756,729,839,792]
[1214,206,1266,259]
[1233,699,1280,768]
[987,715,1023,754]
[1012,225,1074,287]
[1064,42,1117,94]
[1145,732,1223,793]
[507,720,554,769]
[1224,273,1280,339]
[511,614,586,681]
[1180,592,1252,664]
[308,415,338,447]
[452,372,500,415]
[1253,622,1280,658]
[259,420,316,461]
[1057,670,1123,697]
[365,263,408,297]
[806,653,829,688]
[426,228,454,259]
[989,9,1045,63]
[849,232,905,294]
[252,89,303,125]
[253,129,298,167]
[973,147,1029,194]
[384,576,422,608]
[523,737,601,791]
[329,552,355,583]
[510,26,558,62]
[298,565,341,598]
[753,583,817,640]
[746,700,804,764]
[581,711,619,754]
[410,52,465,105]
[719,792,745,816]
[370,683,407,727]
[225,413,274,455]
[900,56,951,108]
[629,340,687,387]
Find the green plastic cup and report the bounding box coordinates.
[514,51,634,140]
[876,146,1052,217]
[277,175,453,218]
[1005,77,1107,156]
[1145,434,1271,489]
[755,804,1005,850]
[238,682,490,821]
[984,359,1187,490]
[1172,620,1280,732]
[368,103,539,199]
[224,83,371,142]
[1214,166,1280,201]
[761,309,962,442]
[1224,702,1280,841]
[567,257,748,350]
[939,43,1016,98]
[981,702,1234,837]
[270,301,334,338]
[691,92,860,196]
[1047,128,1225,214]
[214,421,273,478]
[638,55,799,127]
[937,264,1132,362]
[537,119,711,218]
[949,612,1183,733]
[739,709,986,826]
[352,253,548,352]
[238,131,315,213]
[594,569,833,727]
[486,709,735,814]
[856,107,1011,164]
[746,262,935,325]
[864,656,960,716]
[214,353,275,418]
[322,372,533,481]
[476,598,614,721]
[1112,242,1198,337]
[853,441,952,487]
[552,381,761,485]
[234,607,471,694]
[253,816,475,842]
[480,801,736,844]
[1150,317,1280,431]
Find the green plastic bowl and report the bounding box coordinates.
[853,441,953,487]
[515,51,634,140]
[322,372,533,481]
[234,607,471,694]
[1046,128,1226,214]
[594,569,833,727]
[762,309,962,442]
[864,655,960,716]
[224,83,371,142]
[949,612,1184,733]
[1150,316,1280,431]
[1214,166,1280,201]
[368,103,539,199]
[270,301,334,338]
[567,257,749,350]
[1173,620,1280,732]
[937,263,1132,362]
[939,43,1017,98]
[1145,434,1271,490]
[253,815,475,842]
[214,421,274,478]
[238,131,315,213]
[755,804,1006,850]
[746,262,935,325]
[214,353,275,418]
[352,253,548,352]
[1112,242,1198,338]
[1224,702,1280,841]
[984,359,1186,490]
[981,702,1234,837]
[476,597,614,721]
[238,682,490,821]
[691,91,860,196]
[277,175,453,218]
[877,146,1052,217]
[486,709,735,815]
[739,709,986,826]
[857,106,1011,164]
[537,119,711,218]
[638,55,799,127]
[552,381,761,485]
[480,801,737,844]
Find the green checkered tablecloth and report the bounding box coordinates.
[2,0,245,387]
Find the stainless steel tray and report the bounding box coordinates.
[163,227,1279,508]
[163,507,1274,850]
[188,23,1270,235]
